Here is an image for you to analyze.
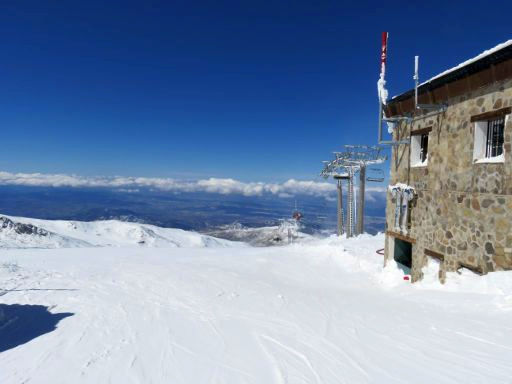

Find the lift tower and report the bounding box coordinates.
[322,145,386,237]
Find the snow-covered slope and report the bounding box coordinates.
[0,215,239,249]
[205,220,314,246]
[1,233,511,383]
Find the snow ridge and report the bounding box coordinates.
[0,215,240,249]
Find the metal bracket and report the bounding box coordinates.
[379,139,411,146]
[383,116,412,123]
[378,101,413,146]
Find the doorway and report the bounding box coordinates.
[393,238,412,272]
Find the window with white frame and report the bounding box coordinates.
[473,111,508,163]
[410,128,430,167]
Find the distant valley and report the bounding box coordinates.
[0,185,386,236]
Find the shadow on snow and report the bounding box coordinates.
[0,304,73,353]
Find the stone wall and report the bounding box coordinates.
[385,77,512,282]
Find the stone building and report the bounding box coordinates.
[383,40,512,282]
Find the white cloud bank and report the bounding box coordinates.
[0,171,387,200]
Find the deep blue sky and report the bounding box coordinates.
[1,1,510,181]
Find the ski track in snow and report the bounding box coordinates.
[1,234,512,383]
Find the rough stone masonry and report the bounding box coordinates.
[384,48,512,282]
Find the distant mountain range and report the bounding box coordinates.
[0,215,237,249]
[0,185,386,235]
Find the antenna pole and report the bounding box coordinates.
[414,55,419,109]
[413,54,446,112]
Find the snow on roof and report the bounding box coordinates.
[391,39,512,100]
[421,39,512,86]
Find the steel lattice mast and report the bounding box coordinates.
[347,167,355,237]
[321,160,350,237]
[321,145,387,237]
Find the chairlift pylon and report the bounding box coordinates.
[321,145,386,237]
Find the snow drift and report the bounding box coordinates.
[205,220,313,247]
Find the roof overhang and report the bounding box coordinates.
[386,42,512,117]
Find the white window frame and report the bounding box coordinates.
[410,132,429,168]
[473,114,507,164]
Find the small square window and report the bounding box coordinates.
[419,133,429,163]
[473,115,506,163]
[410,131,429,167]
[486,117,504,158]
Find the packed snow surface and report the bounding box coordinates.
[1,231,512,383]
